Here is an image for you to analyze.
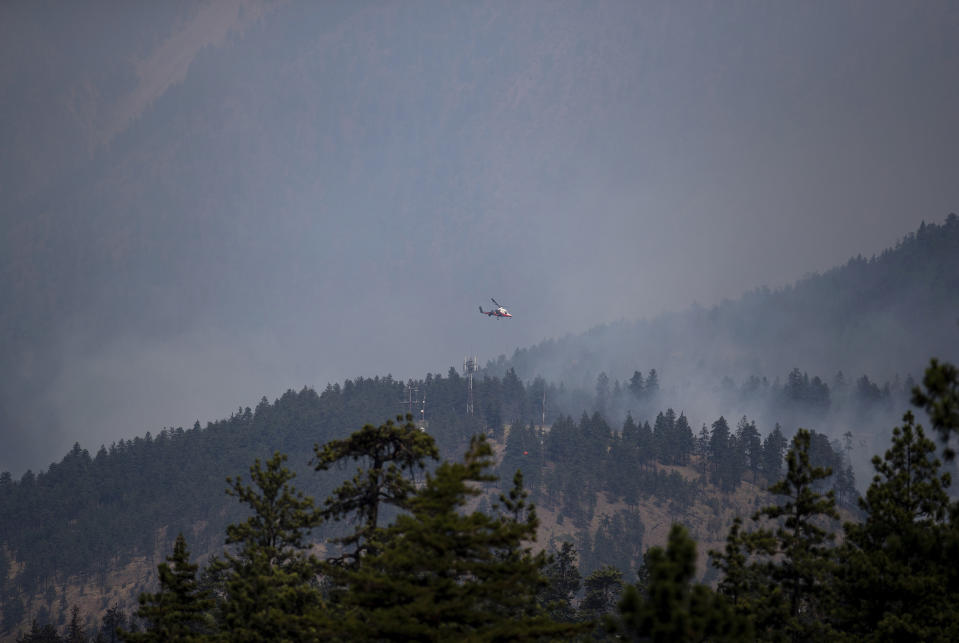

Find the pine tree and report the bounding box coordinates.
[833,412,958,640]
[64,606,85,643]
[334,436,585,641]
[645,369,660,398]
[760,424,787,484]
[121,534,214,642]
[611,524,751,642]
[911,358,959,459]
[313,414,438,564]
[674,413,695,465]
[215,452,326,641]
[17,621,62,642]
[709,517,756,621]
[710,417,744,492]
[747,428,839,642]
[538,541,582,622]
[580,565,624,621]
[98,604,126,643]
[736,417,762,483]
[628,370,645,400]
[696,424,710,475]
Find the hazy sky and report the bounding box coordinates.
[1,0,957,476]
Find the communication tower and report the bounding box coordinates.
[402,380,419,415]
[542,387,547,425]
[419,390,427,431]
[401,379,428,431]
[464,355,478,416]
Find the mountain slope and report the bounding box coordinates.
[498,215,959,389]
[0,1,675,475]
[0,371,865,638]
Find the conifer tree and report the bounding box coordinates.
[628,370,645,400]
[747,428,839,642]
[538,541,582,622]
[580,565,624,621]
[215,452,325,641]
[696,424,710,475]
[833,412,958,640]
[313,414,438,565]
[334,436,585,641]
[911,358,959,459]
[17,620,62,642]
[760,424,787,483]
[64,606,85,643]
[736,417,762,483]
[611,524,751,642]
[709,517,756,621]
[98,604,127,643]
[645,369,659,398]
[121,534,213,642]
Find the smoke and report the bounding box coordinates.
[2,1,958,476]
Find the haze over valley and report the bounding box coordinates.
[2,3,959,640]
[3,1,958,477]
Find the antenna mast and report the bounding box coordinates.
[464,355,478,416]
[402,380,419,416]
[542,387,547,425]
[401,379,428,431]
[420,390,427,429]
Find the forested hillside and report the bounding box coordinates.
[2,217,954,638]
[498,215,959,391]
[3,2,957,639]
[1,360,888,638]
[2,357,958,641]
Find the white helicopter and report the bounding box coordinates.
[479,298,512,318]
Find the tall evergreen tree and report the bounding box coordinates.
[911,358,959,459]
[611,524,751,642]
[335,436,584,641]
[97,604,127,643]
[64,606,85,643]
[645,369,660,398]
[747,429,839,642]
[595,372,611,418]
[580,565,624,621]
[736,417,762,483]
[121,534,214,642]
[709,517,756,622]
[215,452,325,641]
[674,413,695,466]
[709,416,731,476]
[710,417,744,492]
[760,424,787,483]
[652,411,674,464]
[538,541,582,623]
[628,370,645,401]
[313,414,438,564]
[696,424,710,475]
[833,412,958,640]
[17,621,62,643]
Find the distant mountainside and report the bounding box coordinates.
[1,363,872,639]
[0,1,668,474]
[494,215,959,390]
[2,219,949,638]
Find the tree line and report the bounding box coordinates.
[1,366,859,636]
[0,360,874,612]
[8,357,957,641]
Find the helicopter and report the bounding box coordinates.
[479,298,512,318]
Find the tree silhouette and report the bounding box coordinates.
[334,436,584,640]
[121,534,213,642]
[313,414,438,565]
